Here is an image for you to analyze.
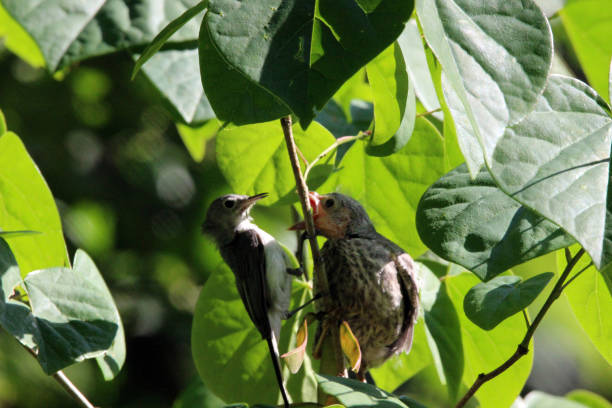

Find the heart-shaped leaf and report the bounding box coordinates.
[488,75,612,271]
[463,273,554,330]
[416,164,575,281]
[417,0,552,176]
[0,240,124,376]
[203,0,414,126]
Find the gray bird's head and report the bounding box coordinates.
[292,192,376,239]
[202,193,268,245]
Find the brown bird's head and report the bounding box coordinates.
[292,192,376,239]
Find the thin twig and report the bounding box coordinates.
[303,132,368,182]
[561,261,593,291]
[455,248,585,408]
[415,108,442,118]
[521,309,530,331]
[296,145,310,168]
[22,345,96,408]
[279,116,347,378]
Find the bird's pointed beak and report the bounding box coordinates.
[289,191,321,230]
[239,192,268,212]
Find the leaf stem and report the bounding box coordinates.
[303,131,369,183]
[279,116,347,381]
[455,248,585,408]
[561,261,592,291]
[415,108,442,118]
[521,309,530,331]
[22,345,96,408]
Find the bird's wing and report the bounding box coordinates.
[229,229,272,339]
[391,251,420,354]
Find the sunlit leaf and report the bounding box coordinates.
[558,246,612,365]
[524,391,588,408]
[560,0,612,102]
[417,0,552,176]
[0,132,68,275]
[176,119,222,162]
[566,389,612,408]
[316,374,412,408]
[216,121,335,206]
[488,76,612,271]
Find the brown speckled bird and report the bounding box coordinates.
[295,191,419,379]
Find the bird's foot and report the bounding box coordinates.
[284,292,327,319]
[286,267,303,277]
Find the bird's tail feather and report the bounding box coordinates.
[267,332,290,408]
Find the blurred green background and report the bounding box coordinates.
[0,9,611,408]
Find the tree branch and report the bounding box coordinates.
[22,345,97,408]
[279,116,347,379]
[455,248,585,408]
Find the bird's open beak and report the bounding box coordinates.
[239,192,268,212]
[289,191,321,230]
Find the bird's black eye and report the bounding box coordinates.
[224,199,235,208]
[324,198,335,208]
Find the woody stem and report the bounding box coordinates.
[280,116,347,381]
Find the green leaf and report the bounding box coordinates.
[365,39,416,155]
[216,121,335,206]
[463,273,554,330]
[72,250,125,380]
[370,319,432,392]
[140,48,215,124]
[0,3,44,67]
[0,109,5,135]
[417,0,552,176]
[0,238,35,349]
[0,132,68,275]
[198,21,290,125]
[560,0,612,103]
[488,75,612,271]
[172,377,226,408]
[419,263,463,399]
[319,117,445,256]
[566,390,612,408]
[0,230,39,239]
[402,20,441,118]
[176,119,222,162]
[524,391,589,408]
[204,0,414,126]
[191,265,317,405]
[446,273,533,408]
[0,243,123,375]
[416,164,575,281]
[132,1,208,80]
[558,246,612,365]
[1,0,204,71]
[316,374,410,408]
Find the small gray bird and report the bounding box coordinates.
[293,191,419,380]
[202,193,296,407]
